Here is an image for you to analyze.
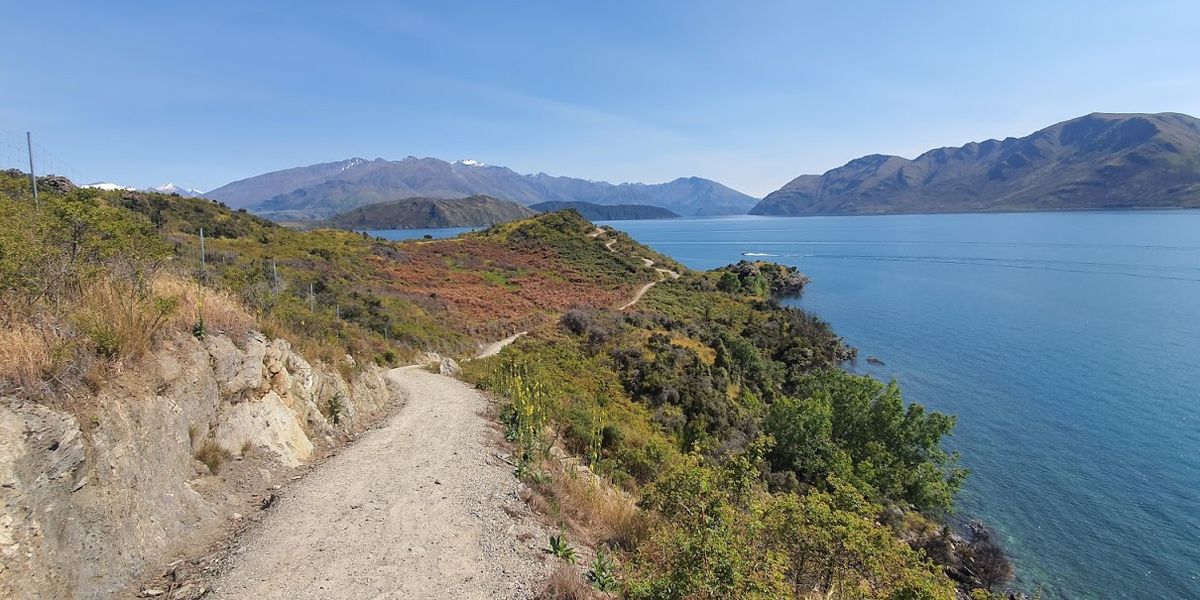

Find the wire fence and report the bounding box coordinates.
[0,129,91,185]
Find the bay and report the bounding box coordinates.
[605,212,1200,600]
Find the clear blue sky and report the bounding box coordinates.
[3,1,1198,195]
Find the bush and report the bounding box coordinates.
[765,370,966,512]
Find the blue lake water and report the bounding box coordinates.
[602,213,1200,599]
[367,226,477,241]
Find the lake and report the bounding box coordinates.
[368,226,477,241]
[602,212,1200,599]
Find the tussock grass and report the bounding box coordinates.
[528,455,649,551]
[152,273,254,341]
[193,439,232,475]
[73,275,175,360]
[0,322,65,393]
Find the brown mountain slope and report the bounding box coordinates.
[752,112,1200,215]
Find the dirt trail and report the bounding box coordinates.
[207,227,672,598]
[475,332,527,359]
[619,259,679,311]
[589,227,679,311]
[208,366,551,600]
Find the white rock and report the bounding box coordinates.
[214,392,313,467]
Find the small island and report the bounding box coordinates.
[529,200,680,221]
[317,195,536,230]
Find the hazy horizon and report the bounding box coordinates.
[4,1,1199,195]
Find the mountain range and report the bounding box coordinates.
[751,112,1200,216]
[205,157,758,220]
[81,182,205,197]
[318,195,536,230]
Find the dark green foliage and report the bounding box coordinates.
[963,526,1014,591]
[766,371,966,512]
[326,392,346,425]
[469,239,972,597]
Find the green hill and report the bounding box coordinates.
[318,195,536,230]
[1,168,986,600]
[529,200,680,220]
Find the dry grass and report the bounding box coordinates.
[529,456,649,551]
[670,335,716,365]
[74,275,175,360]
[0,271,258,407]
[193,439,232,475]
[0,318,93,404]
[535,564,607,600]
[0,322,57,392]
[152,273,254,340]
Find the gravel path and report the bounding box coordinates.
[619,263,679,311]
[476,332,527,359]
[208,367,552,600]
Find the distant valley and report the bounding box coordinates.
[752,112,1200,215]
[317,195,535,230]
[206,157,758,220]
[529,200,679,220]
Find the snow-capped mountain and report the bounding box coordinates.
[147,183,204,197]
[205,156,760,219]
[81,182,136,191]
[80,181,205,197]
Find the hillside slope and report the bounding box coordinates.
[752,112,1200,215]
[0,170,669,599]
[2,170,990,599]
[530,200,680,220]
[206,157,758,218]
[319,195,536,230]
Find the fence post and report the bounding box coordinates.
[199,227,206,281]
[26,132,39,210]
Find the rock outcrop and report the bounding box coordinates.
[0,331,398,600]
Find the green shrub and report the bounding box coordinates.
[586,547,618,592]
[326,392,346,425]
[548,531,576,563]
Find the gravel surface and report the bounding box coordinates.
[208,366,552,600]
[476,333,527,359]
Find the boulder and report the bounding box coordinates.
[214,392,313,467]
[206,333,267,399]
[439,358,461,376]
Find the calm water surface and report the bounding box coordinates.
[367,226,476,241]
[604,213,1200,599]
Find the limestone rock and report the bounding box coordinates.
[214,392,313,467]
[0,330,397,599]
[439,358,462,377]
[206,333,268,399]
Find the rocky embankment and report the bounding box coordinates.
[0,332,397,600]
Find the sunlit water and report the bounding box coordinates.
[602,212,1200,599]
